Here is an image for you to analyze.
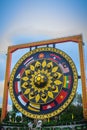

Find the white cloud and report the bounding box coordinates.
[0,4,87,54]
[7,104,12,111]
[0,104,12,111]
[0,80,12,111]
[0,37,12,54]
[0,80,4,108]
[0,80,4,99]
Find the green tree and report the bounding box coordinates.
[72,92,82,106]
[16,115,22,122]
[59,92,83,122]
[12,104,19,113]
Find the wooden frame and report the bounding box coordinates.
[1,34,87,121]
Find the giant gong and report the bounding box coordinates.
[9,47,78,119]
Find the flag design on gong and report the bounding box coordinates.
[63,76,72,89]
[42,102,56,110]
[15,81,21,94]
[55,90,68,104]
[18,94,28,106]
[59,63,69,74]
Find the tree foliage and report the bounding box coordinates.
[1,92,83,124]
[57,92,83,122]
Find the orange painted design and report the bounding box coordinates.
[60,95,64,99]
[38,53,45,58]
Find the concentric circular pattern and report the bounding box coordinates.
[9,47,78,119]
[21,59,63,104]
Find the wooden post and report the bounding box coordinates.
[1,48,12,122]
[78,36,87,120]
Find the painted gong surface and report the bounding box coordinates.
[9,47,78,119]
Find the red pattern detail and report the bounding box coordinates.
[68,76,72,89]
[55,90,68,104]
[42,102,55,110]
[20,68,25,77]
[15,82,18,94]
[20,94,29,103]
[49,58,58,63]
[50,54,61,60]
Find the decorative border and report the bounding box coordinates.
[9,47,78,119]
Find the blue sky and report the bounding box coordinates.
[0,0,87,110]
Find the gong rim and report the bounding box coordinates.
[9,47,78,119]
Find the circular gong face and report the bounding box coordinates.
[20,59,63,105]
[9,47,78,119]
